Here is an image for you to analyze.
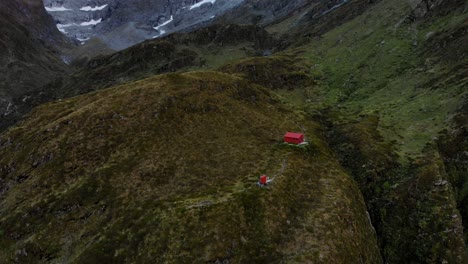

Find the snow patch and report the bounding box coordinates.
[152,29,166,39]
[45,6,71,12]
[80,5,108,11]
[153,15,174,31]
[153,15,173,38]
[80,19,102,26]
[77,37,90,42]
[56,23,73,33]
[189,0,217,10]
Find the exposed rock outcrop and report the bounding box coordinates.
[410,0,447,18]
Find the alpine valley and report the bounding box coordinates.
[0,0,466,263]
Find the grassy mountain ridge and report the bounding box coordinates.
[0,72,381,262]
[0,24,274,133]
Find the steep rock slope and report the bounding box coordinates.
[217,0,348,30]
[0,0,71,131]
[44,0,244,50]
[0,72,381,263]
[437,100,468,244]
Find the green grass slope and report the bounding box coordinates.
[295,0,467,159]
[255,0,468,261]
[0,72,381,263]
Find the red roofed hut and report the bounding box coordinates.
[284,132,304,145]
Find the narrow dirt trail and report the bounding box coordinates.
[267,156,289,184]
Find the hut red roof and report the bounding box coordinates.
[284,132,304,144]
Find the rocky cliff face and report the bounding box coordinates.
[44,0,244,50]
[409,0,449,18]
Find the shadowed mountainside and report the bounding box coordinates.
[0,23,273,133]
[0,0,71,130]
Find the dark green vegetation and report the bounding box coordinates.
[0,0,467,263]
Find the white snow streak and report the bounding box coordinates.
[77,37,90,42]
[189,0,217,10]
[321,0,350,15]
[56,23,73,33]
[152,15,174,38]
[153,15,174,31]
[80,19,102,26]
[45,6,71,12]
[80,5,108,11]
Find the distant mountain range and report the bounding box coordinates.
[44,0,245,50]
[43,0,351,51]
